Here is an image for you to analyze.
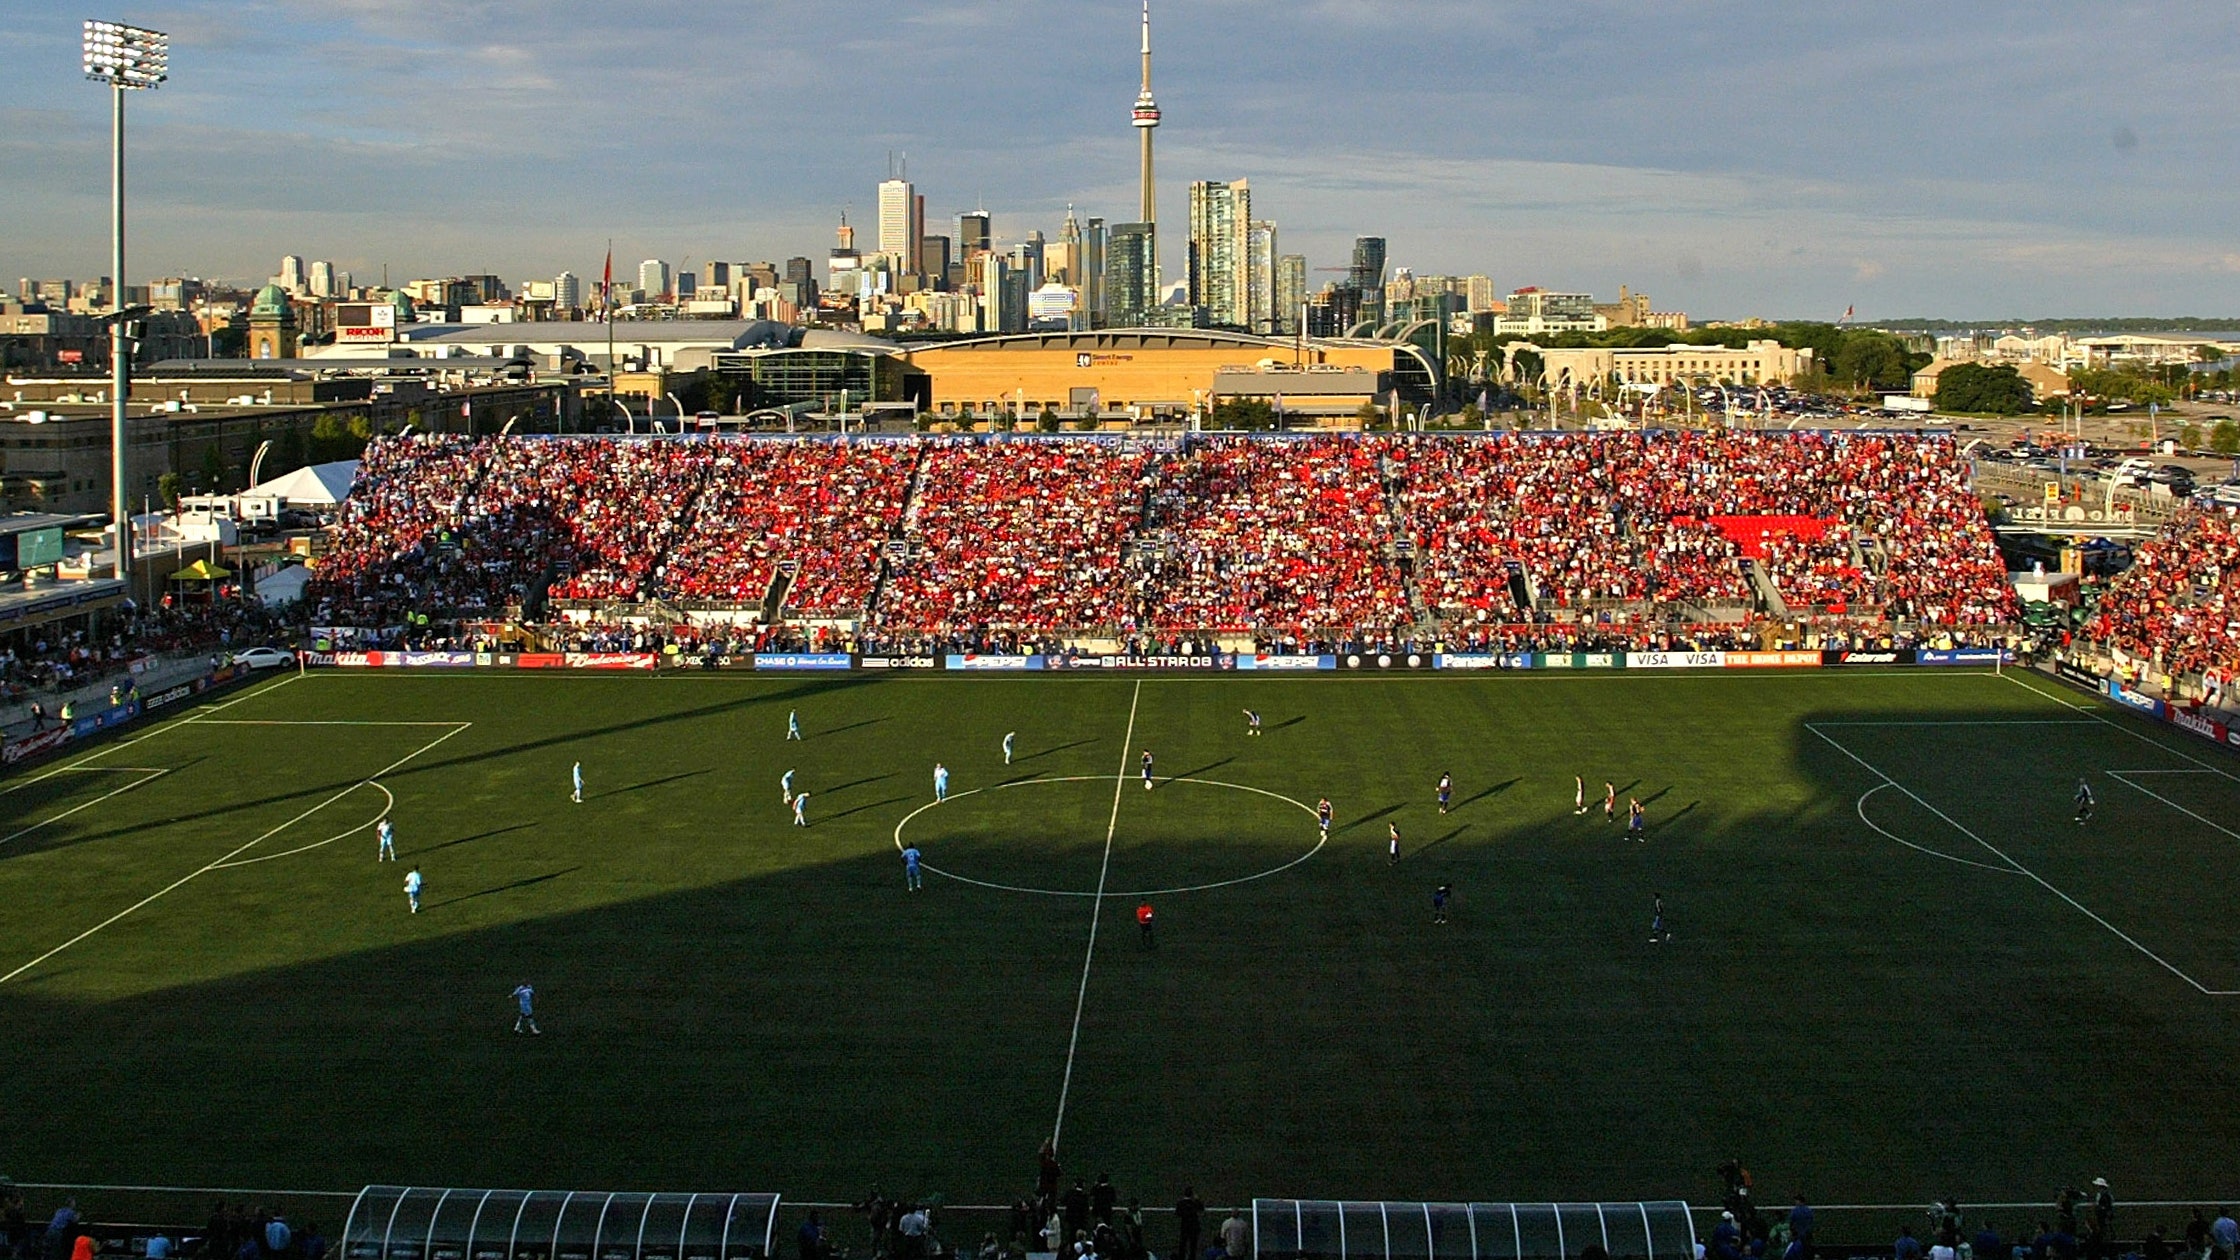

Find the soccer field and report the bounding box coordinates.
[5,665,2238,1209]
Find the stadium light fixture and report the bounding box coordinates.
[83,18,168,583]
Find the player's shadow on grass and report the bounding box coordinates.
[600,769,712,798]
[4,771,377,858]
[825,795,913,821]
[820,717,890,737]
[1410,826,1467,859]
[430,866,579,908]
[1270,716,1305,731]
[1457,777,1521,809]
[1340,803,1404,832]
[1018,738,1097,763]
[1640,786,1672,806]
[1166,757,1235,783]
[414,822,534,855]
[827,772,897,794]
[1655,801,1700,829]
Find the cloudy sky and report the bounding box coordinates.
[5,0,2237,319]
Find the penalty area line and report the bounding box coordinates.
[0,722,469,987]
[1809,722,2232,996]
[0,768,170,849]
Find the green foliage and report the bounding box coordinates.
[1936,363,2035,414]
[198,443,228,492]
[1356,400,1387,430]
[1036,412,1062,434]
[2180,424,2204,450]
[1828,332,1915,390]
[2212,419,2240,455]
[156,470,182,511]
[1210,398,1276,430]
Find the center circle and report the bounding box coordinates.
[891,774,1323,897]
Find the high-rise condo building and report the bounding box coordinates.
[1186,179,1250,328]
[1245,219,1277,334]
[878,178,920,274]
[1105,221,1156,327]
[638,259,671,302]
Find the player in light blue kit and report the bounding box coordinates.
[933,762,950,802]
[404,866,423,913]
[571,762,583,804]
[511,982,541,1034]
[782,768,796,805]
[787,710,803,741]
[792,792,809,827]
[903,843,923,891]
[1003,732,1016,765]
[377,816,395,861]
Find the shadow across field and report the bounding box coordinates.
[429,866,580,908]
[414,822,535,856]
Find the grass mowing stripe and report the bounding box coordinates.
[0,722,469,986]
[1808,721,2225,996]
[1050,678,1141,1152]
[2106,772,2240,843]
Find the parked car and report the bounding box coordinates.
[232,646,296,670]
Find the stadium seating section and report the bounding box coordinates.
[310,431,2022,638]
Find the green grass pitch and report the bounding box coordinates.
[4,666,2238,1212]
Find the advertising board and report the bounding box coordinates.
[861,656,938,670]
[1238,654,1332,671]
[945,654,1043,671]
[1723,651,1821,669]
[1822,650,1914,666]
[752,653,853,671]
[1,726,73,764]
[1338,651,1430,670]
[564,653,658,670]
[1626,651,1728,669]
[1433,654,1509,670]
[1916,648,2012,666]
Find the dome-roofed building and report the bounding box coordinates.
[246,282,299,360]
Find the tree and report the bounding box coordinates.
[157,471,183,512]
[1355,400,1386,430]
[198,442,228,492]
[1935,363,2034,414]
[2180,424,2205,450]
[1210,398,1275,430]
[2212,420,2240,455]
[1829,331,1913,391]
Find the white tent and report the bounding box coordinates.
[254,565,313,607]
[251,460,359,506]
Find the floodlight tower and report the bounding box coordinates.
[82,18,168,582]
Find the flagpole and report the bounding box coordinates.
[604,239,615,436]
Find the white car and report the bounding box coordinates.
[232,646,296,670]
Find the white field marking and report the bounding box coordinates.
[188,719,466,726]
[0,722,470,987]
[0,768,169,849]
[209,782,394,868]
[0,670,305,795]
[1050,679,1141,1153]
[2003,670,2240,786]
[892,774,1322,898]
[1854,784,2022,876]
[2107,772,2240,845]
[1809,722,2231,995]
[1134,669,1980,682]
[2105,768,2216,774]
[1809,719,2100,727]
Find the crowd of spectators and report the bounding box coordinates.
[664,442,918,613]
[310,431,2020,644]
[1133,437,1410,636]
[873,440,1152,634]
[0,1191,322,1260]
[2087,507,2240,685]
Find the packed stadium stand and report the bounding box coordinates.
[305,431,2025,642]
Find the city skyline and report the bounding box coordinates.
[4,1,2240,318]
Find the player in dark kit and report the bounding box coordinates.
[2074,777,2096,824]
[1650,893,1671,943]
[1432,883,1451,925]
[1141,750,1155,790]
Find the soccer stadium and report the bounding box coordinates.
[5,427,2240,1260]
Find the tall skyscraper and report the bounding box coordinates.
[920,236,952,291]
[878,178,919,274]
[1083,217,1108,325]
[1186,180,1250,327]
[1130,1,1160,286]
[278,255,307,295]
[555,270,582,312]
[703,261,731,292]
[639,259,671,301]
[1275,254,1306,336]
[1106,221,1156,327]
[1246,221,1277,334]
[957,210,992,260]
[308,260,336,299]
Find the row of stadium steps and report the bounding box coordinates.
[1507,561,1536,612]
[1741,558,1791,617]
[760,561,797,623]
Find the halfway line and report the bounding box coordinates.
[1051,679,1142,1151]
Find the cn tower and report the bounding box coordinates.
[1131,0,1160,226]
